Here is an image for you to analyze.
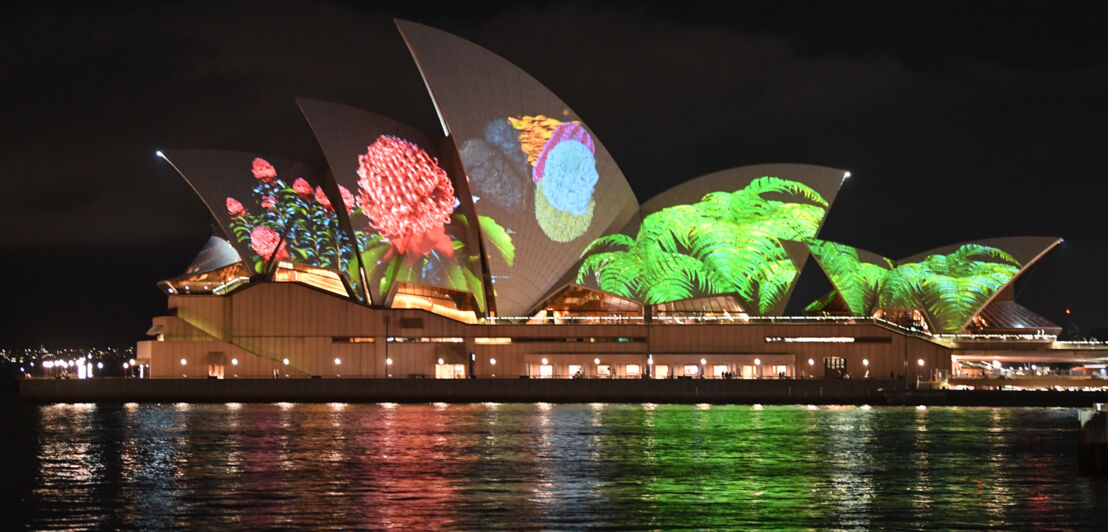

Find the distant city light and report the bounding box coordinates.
[918,358,925,367]
[490,358,496,365]
[386,358,393,365]
[231,358,238,365]
[862,359,869,367]
[334,358,342,365]
[123,362,129,369]
[754,358,761,366]
[180,358,187,366]
[808,358,815,366]
[437,358,444,365]
[541,358,548,365]
[594,358,600,365]
[283,358,289,365]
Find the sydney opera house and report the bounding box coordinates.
[137,21,1107,386]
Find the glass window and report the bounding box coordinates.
[597,364,611,377]
[626,364,641,377]
[683,365,699,376]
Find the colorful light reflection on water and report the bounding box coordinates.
[5,404,1108,529]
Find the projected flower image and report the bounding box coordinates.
[508,115,600,242]
[578,177,828,313]
[225,158,356,280]
[351,135,514,311]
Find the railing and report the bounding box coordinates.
[935,332,1059,342]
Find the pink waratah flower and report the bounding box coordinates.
[226,197,245,217]
[262,196,277,210]
[338,185,355,214]
[252,158,277,182]
[314,186,333,212]
[293,177,313,200]
[356,135,455,261]
[250,225,289,261]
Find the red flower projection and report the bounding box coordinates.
[226,197,245,217]
[252,158,277,182]
[338,185,355,214]
[356,135,456,260]
[250,225,289,261]
[314,186,333,212]
[293,177,313,200]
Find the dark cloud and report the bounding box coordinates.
[1,1,1105,346]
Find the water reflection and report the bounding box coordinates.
[12,404,1107,529]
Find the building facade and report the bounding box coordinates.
[138,21,1108,384]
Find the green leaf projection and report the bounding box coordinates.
[804,239,894,316]
[806,239,1022,333]
[577,177,828,312]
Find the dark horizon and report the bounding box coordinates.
[3,1,1107,348]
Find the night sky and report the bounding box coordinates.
[2,1,1106,348]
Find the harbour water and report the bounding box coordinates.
[4,403,1107,529]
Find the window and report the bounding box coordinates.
[654,365,670,379]
[626,364,641,377]
[435,363,466,379]
[770,364,789,378]
[597,364,611,377]
[568,364,583,378]
[539,364,554,378]
[824,357,847,378]
[683,365,699,376]
[713,364,729,378]
[742,365,757,379]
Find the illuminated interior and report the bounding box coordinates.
[272,261,350,297]
[653,295,748,321]
[530,284,642,322]
[159,262,252,296]
[390,282,479,324]
[873,308,931,333]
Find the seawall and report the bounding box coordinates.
[21,378,894,404]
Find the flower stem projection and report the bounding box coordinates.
[224,158,360,296]
[578,177,828,312]
[353,135,514,312]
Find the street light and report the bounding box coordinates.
[386,357,393,378]
[180,358,187,366]
[231,358,238,366]
[334,358,342,365]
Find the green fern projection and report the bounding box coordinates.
[805,239,893,316]
[577,177,828,313]
[807,240,1022,333]
[884,244,1020,333]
